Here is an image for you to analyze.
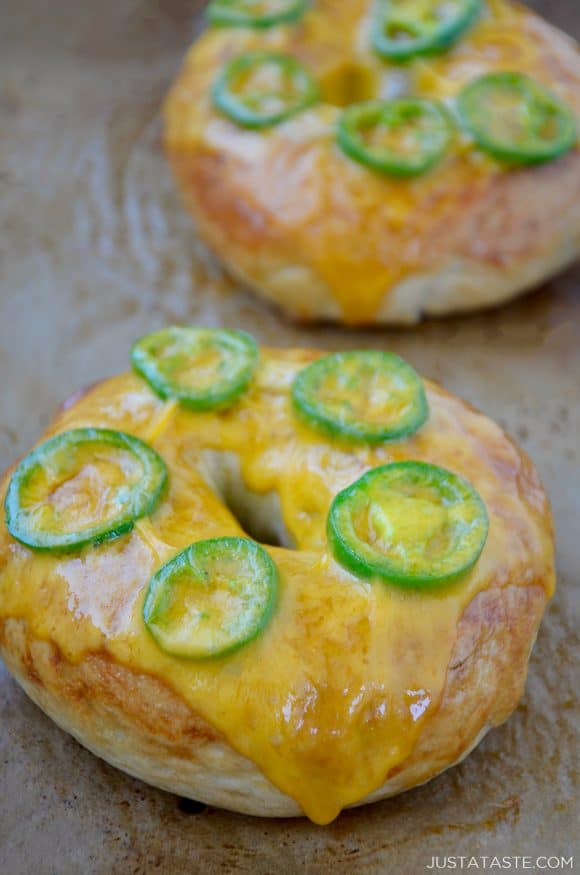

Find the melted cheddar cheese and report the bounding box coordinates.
[164,0,580,323]
[0,349,554,823]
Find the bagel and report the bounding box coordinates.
[0,329,554,824]
[164,0,580,325]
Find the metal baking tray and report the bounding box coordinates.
[0,0,578,871]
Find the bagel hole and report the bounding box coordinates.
[319,61,378,107]
[199,449,294,550]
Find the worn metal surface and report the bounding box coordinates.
[0,1,578,872]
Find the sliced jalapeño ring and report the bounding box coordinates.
[5,427,167,552]
[337,98,451,176]
[207,0,309,29]
[457,71,577,164]
[212,50,319,129]
[143,537,278,659]
[372,0,482,62]
[292,350,429,443]
[131,326,258,410]
[327,461,489,587]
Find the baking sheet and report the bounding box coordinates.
[0,1,578,872]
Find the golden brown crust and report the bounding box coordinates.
[164,4,580,325]
[0,580,547,816]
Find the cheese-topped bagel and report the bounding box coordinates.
[165,0,580,325]
[0,329,554,824]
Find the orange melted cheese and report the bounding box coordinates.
[164,0,580,323]
[0,349,554,823]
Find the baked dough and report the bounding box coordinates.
[164,0,580,325]
[0,345,554,823]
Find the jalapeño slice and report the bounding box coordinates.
[212,50,319,128]
[143,537,278,659]
[5,428,167,552]
[337,98,451,176]
[457,72,577,164]
[328,461,489,588]
[292,350,428,443]
[207,0,309,28]
[131,326,258,410]
[372,0,482,62]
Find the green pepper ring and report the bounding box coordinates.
[5,428,168,552]
[131,326,258,410]
[207,0,309,29]
[327,461,489,588]
[212,50,319,129]
[372,0,482,62]
[457,71,577,164]
[143,536,278,659]
[292,350,429,443]
[337,98,452,177]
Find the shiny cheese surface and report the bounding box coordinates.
[164,0,580,322]
[0,348,554,823]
